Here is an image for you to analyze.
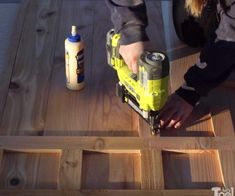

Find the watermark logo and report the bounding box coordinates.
[212,187,234,196]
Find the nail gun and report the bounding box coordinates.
[106,29,169,135]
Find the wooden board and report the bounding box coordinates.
[0,0,235,195]
[0,0,61,135]
[44,0,137,136]
[0,1,24,126]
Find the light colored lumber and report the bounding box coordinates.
[141,149,164,189]
[87,1,136,133]
[0,0,62,135]
[81,151,141,189]
[44,0,93,134]
[162,150,223,189]
[0,151,60,189]
[218,150,235,187]
[44,0,137,136]
[59,149,83,189]
[0,136,235,150]
[0,189,214,196]
[0,1,24,125]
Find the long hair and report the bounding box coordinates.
[185,0,230,17]
[185,0,205,17]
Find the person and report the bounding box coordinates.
[106,0,235,129]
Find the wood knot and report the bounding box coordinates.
[65,160,78,167]
[36,28,44,32]
[40,10,55,19]
[10,178,20,186]
[8,177,23,188]
[9,82,20,90]
[94,138,105,150]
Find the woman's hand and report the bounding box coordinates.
[159,93,193,129]
[119,41,151,73]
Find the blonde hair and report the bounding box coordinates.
[185,0,206,17]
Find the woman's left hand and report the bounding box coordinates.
[159,93,193,129]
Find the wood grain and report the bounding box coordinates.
[44,0,94,134]
[141,149,164,189]
[218,150,235,187]
[59,149,83,189]
[0,189,214,196]
[0,136,235,151]
[0,151,60,189]
[0,0,61,135]
[87,1,136,133]
[162,150,223,189]
[0,1,25,127]
[81,151,141,189]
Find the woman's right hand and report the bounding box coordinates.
[119,41,150,74]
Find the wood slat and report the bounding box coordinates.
[0,0,62,135]
[0,0,26,126]
[87,1,136,133]
[218,150,235,187]
[44,0,94,135]
[0,189,214,196]
[141,149,164,189]
[0,136,235,150]
[59,149,83,189]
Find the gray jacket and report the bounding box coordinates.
[106,0,235,106]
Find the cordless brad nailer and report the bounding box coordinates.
[106,29,169,135]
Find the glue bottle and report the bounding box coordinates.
[65,26,85,90]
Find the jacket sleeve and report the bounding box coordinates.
[105,0,149,45]
[176,2,235,106]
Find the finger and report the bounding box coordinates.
[167,112,183,128]
[159,109,177,127]
[174,112,190,128]
[130,60,138,74]
[132,64,138,73]
[174,121,181,129]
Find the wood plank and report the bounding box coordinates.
[141,149,164,189]
[218,150,235,187]
[87,1,136,134]
[0,136,235,150]
[0,0,26,126]
[0,151,60,189]
[162,150,223,189]
[44,0,94,135]
[59,149,83,189]
[81,151,141,189]
[0,149,3,169]
[0,189,214,196]
[0,0,62,135]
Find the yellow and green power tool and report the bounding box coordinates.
[106,29,169,135]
